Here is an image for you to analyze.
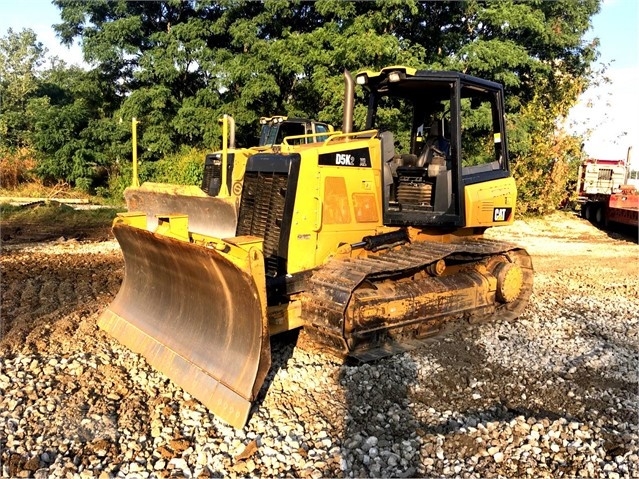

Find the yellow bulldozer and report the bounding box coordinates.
[100,66,533,428]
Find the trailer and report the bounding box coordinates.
[577,148,639,229]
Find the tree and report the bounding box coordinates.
[30,63,128,187]
[0,28,47,149]
[52,0,428,152]
[427,0,600,213]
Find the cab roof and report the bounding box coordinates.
[355,65,503,96]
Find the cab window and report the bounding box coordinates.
[460,86,505,177]
[276,123,306,144]
[314,124,329,143]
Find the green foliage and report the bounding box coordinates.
[102,158,155,203]
[505,48,591,215]
[0,29,126,189]
[0,202,23,217]
[74,177,93,193]
[510,93,585,215]
[0,28,47,149]
[149,146,206,185]
[427,0,600,212]
[29,65,126,186]
[101,147,205,202]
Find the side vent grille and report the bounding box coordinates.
[202,153,234,196]
[237,171,288,277]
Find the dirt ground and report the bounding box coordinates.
[1,203,114,245]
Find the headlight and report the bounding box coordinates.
[388,71,401,82]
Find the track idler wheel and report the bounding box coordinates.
[493,261,524,303]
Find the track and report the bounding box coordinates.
[300,238,533,361]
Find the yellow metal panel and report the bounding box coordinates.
[268,301,304,336]
[155,215,190,241]
[285,148,322,272]
[464,177,517,227]
[230,149,251,200]
[358,65,418,80]
[323,177,352,224]
[352,193,379,223]
[114,212,147,230]
[285,137,387,273]
[314,139,385,266]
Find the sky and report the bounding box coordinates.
[564,0,639,165]
[0,0,637,165]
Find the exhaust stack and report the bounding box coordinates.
[228,115,236,149]
[342,69,354,134]
[219,115,235,198]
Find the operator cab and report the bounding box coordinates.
[356,67,510,228]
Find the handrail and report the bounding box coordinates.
[322,129,379,146]
[280,129,380,149]
[281,131,342,146]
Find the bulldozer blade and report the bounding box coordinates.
[125,184,238,238]
[99,223,270,429]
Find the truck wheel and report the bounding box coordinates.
[584,203,593,221]
[595,204,605,226]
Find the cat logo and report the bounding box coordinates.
[493,207,511,222]
[335,153,355,166]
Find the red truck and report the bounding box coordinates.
[576,149,639,228]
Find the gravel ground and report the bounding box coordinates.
[1,212,638,478]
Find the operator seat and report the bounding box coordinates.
[416,122,442,165]
[417,120,449,177]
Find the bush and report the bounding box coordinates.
[0,147,37,188]
[507,82,585,217]
[101,146,207,203]
[101,160,152,204]
[149,146,206,185]
[74,177,93,193]
[511,129,583,216]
